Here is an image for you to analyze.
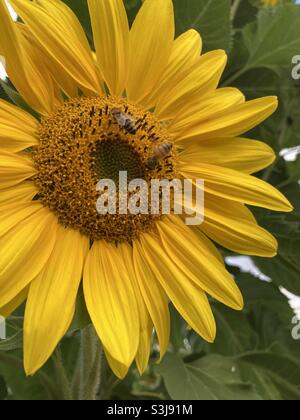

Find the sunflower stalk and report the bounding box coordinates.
[230,0,242,21]
[72,325,104,400]
[52,347,74,400]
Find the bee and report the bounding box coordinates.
[146,143,173,170]
[110,108,137,135]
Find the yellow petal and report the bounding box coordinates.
[88,0,129,96]
[104,348,129,380]
[34,0,92,60]
[133,239,170,360]
[0,202,43,237]
[83,241,140,366]
[118,243,153,374]
[0,0,55,114]
[180,163,293,212]
[17,23,62,108]
[139,229,217,342]
[17,21,61,111]
[190,225,225,265]
[157,216,244,311]
[201,194,278,257]
[0,123,38,152]
[0,285,28,318]
[175,201,225,265]
[19,21,79,100]
[35,0,103,98]
[127,0,174,103]
[169,88,245,136]
[0,151,36,189]
[0,182,37,205]
[0,207,58,307]
[179,137,276,174]
[0,99,38,132]
[24,226,89,375]
[11,0,101,96]
[135,319,153,375]
[156,50,227,119]
[141,29,202,109]
[178,96,278,141]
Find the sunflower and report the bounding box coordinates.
[0,0,293,379]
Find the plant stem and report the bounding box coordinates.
[72,325,104,400]
[222,66,248,86]
[53,347,73,400]
[276,178,295,190]
[262,162,276,182]
[231,0,242,21]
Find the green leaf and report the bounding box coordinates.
[0,84,10,102]
[242,5,300,74]
[207,303,257,356]
[68,287,91,334]
[158,350,300,401]
[236,68,279,98]
[287,159,300,183]
[249,80,300,151]
[253,179,300,297]
[258,213,300,256]
[157,353,261,400]
[0,351,56,400]
[173,0,232,52]
[239,364,283,401]
[233,0,258,29]
[0,80,39,118]
[237,273,295,325]
[0,376,7,400]
[0,330,23,352]
[62,0,93,45]
[0,80,28,109]
[125,0,140,7]
[59,334,81,382]
[255,253,300,296]
[238,352,300,400]
[124,0,142,26]
[225,4,300,84]
[282,182,300,212]
[169,304,186,352]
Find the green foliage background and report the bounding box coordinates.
[0,0,300,400]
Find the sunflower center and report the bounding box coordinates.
[92,138,145,185]
[34,96,177,243]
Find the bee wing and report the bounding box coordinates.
[119,114,128,126]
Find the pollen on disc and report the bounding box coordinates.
[33,96,178,243]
